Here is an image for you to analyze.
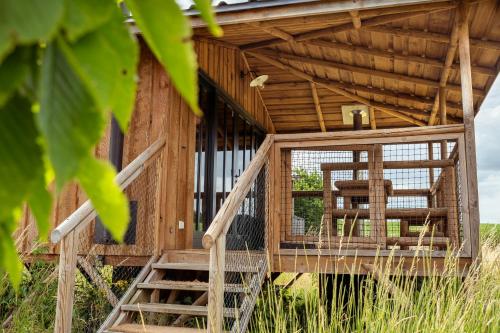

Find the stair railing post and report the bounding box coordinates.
[54,229,78,333]
[207,233,226,333]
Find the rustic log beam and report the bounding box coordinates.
[369,106,377,130]
[241,3,454,50]
[350,10,362,29]
[364,25,500,51]
[310,82,326,132]
[305,39,496,77]
[247,51,427,126]
[458,1,480,259]
[253,48,484,96]
[428,9,462,125]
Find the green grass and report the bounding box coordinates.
[2,226,499,332]
[250,232,500,333]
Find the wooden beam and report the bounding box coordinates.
[440,87,448,125]
[310,82,326,132]
[54,230,77,333]
[254,48,483,96]
[267,81,464,115]
[305,39,496,77]
[428,10,461,125]
[350,10,362,29]
[241,52,276,133]
[369,106,376,130]
[364,25,500,51]
[247,51,427,126]
[77,257,118,307]
[240,3,454,49]
[457,2,480,259]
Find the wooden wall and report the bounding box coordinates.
[18,38,276,257]
[194,39,275,134]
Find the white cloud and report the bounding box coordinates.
[476,77,500,223]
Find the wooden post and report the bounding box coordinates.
[457,2,480,259]
[54,230,77,333]
[369,144,386,247]
[207,234,225,333]
[322,169,334,238]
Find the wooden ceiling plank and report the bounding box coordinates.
[246,51,426,127]
[240,3,455,50]
[364,25,500,51]
[251,48,485,96]
[310,82,327,132]
[305,39,496,77]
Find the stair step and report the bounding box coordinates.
[152,262,257,272]
[137,280,248,293]
[107,323,203,333]
[121,303,238,318]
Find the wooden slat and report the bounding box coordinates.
[305,39,495,76]
[120,303,237,318]
[364,25,500,51]
[255,48,474,94]
[331,208,448,218]
[107,324,203,333]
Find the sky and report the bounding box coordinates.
[475,77,500,223]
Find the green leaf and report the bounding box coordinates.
[39,41,105,188]
[62,0,116,42]
[193,0,223,37]
[27,177,52,242]
[125,0,201,116]
[0,0,65,61]
[78,157,129,242]
[0,47,31,107]
[62,9,139,131]
[0,218,23,289]
[0,95,47,221]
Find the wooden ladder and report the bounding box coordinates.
[99,253,267,333]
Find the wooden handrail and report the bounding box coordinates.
[50,137,166,244]
[202,134,274,249]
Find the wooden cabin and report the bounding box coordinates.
[16,1,500,332]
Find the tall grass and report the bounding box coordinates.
[250,234,500,333]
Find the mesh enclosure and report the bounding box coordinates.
[222,160,269,332]
[70,152,163,332]
[280,140,463,253]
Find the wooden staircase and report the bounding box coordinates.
[99,251,267,333]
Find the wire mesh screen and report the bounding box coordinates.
[71,152,163,332]
[223,160,268,332]
[280,140,463,254]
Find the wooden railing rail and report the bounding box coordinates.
[52,137,166,333]
[50,138,165,244]
[203,134,273,333]
[202,134,274,250]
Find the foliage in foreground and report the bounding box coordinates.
[250,238,500,333]
[0,0,221,288]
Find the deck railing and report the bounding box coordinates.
[272,124,473,258]
[203,134,273,333]
[51,138,165,333]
